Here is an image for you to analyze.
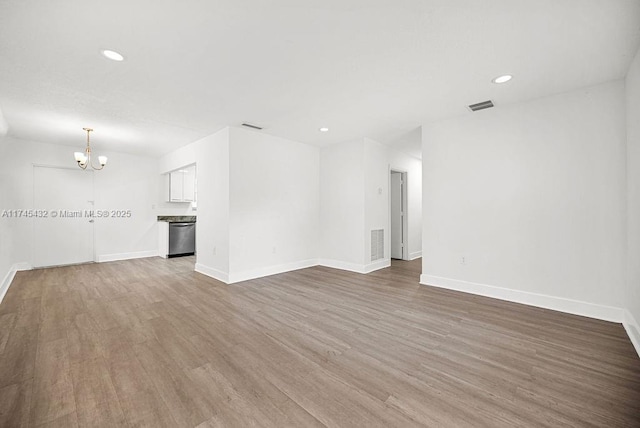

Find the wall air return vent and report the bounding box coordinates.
[371,229,384,261]
[468,100,494,112]
[241,123,263,130]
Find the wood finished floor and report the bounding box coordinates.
[0,257,639,427]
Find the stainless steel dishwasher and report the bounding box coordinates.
[168,222,196,257]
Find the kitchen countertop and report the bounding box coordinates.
[157,215,197,223]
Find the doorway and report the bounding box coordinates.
[390,170,408,260]
[33,166,95,267]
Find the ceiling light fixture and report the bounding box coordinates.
[74,128,108,170]
[319,127,329,132]
[492,74,512,84]
[102,49,124,61]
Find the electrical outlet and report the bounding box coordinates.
[212,246,216,255]
[272,246,277,254]
[460,256,466,265]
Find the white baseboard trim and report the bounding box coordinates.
[0,263,32,305]
[623,309,640,358]
[420,274,625,323]
[195,263,229,284]
[409,251,422,260]
[198,257,394,285]
[97,250,159,263]
[0,268,16,305]
[317,259,366,273]
[13,262,32,271]
[228,259,318,284]
[363,259,391,273]
[317,258,391,274]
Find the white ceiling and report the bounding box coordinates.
[0,0,639,157]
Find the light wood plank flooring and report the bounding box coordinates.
[0,257,639,427]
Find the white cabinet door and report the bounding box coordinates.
[167,165,196,203]
[182,166,196,202]
[169,171,183,201]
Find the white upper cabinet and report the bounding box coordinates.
[169,171,183,201]
[182,166,196,202]
[168,165,196,203]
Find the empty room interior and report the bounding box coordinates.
[1,1,640,427]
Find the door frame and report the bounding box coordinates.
[389,168,409,261]
[32,164,96,267]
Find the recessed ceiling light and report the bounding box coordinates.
[102,49,124,61]
[319,127,329,132]
[492,74,512,84]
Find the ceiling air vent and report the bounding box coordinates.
[241,123,263,130]
[468,100,494,112]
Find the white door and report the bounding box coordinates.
[390,171,403,259]
[33,166,94,267]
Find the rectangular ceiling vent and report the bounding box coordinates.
[468,100,494,112]
[241,123,263,130]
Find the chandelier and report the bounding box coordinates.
[74,128,108,170]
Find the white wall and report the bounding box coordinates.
[158,139,199,174]
[320,139,365,269]
[0,136,16,300]
[364,138,391,270]
[228,127,319,282]
[0,136,159,267]
[159,128,230,281]
[319,137,422,272]
[0,183,12,279]
[626,46,640,349]
[421,80,627,320]
[389,126,422,160]
[388,137,423,260]
[93,150,159,261]
[196,129,230,278]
